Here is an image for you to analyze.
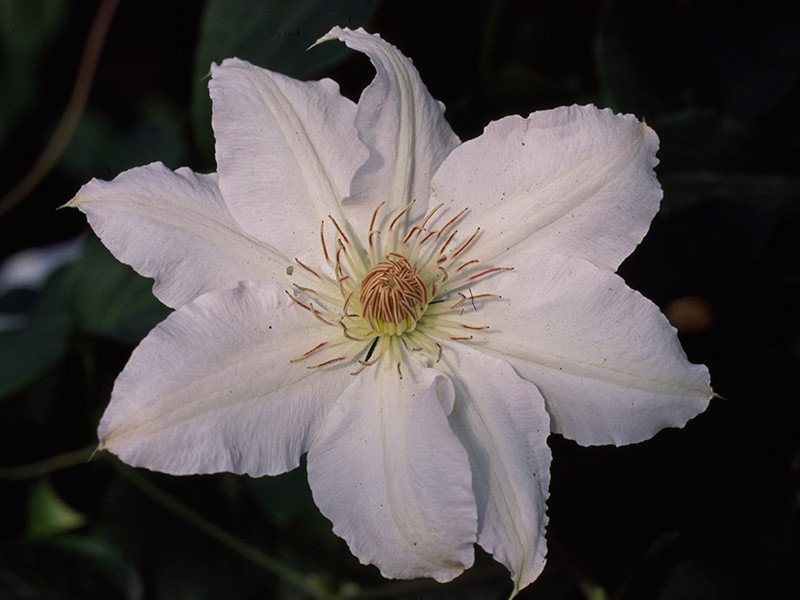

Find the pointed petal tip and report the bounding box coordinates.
[316,26,382,49]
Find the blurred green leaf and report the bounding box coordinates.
[191,0,379,162]
[62,104,189,182]
[0,536,143,600]
[0,310,71,400]
[94,476,282,600]
[0,0,68,139]
[595,0,701,117]
[26,478,86,537]
[247,462,322,529]
[42,235,170,343]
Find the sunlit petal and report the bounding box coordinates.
[67,163,290,308]
[210,58,369,256]
[473,254,712,445]
[320,27,460,229]
[430,105,661,271]
[440,344,551,594]
[307,351,476,582]
[100,282,354,475]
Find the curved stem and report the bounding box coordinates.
[113,462,343,600]
[0,444,97,480]
[0,0,121,218]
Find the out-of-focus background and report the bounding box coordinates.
[1,1,798,598]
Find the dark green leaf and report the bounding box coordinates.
[0,310,71,400]
[0,0,68,139]
[26,478,86,538]
[0,536,143,600]
[42,236,170,343]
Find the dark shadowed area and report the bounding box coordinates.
[1,1,798,598]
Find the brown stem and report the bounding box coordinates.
[0,0,121,218]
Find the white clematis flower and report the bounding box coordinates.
[67,27,712,594]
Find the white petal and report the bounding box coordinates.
[440,343,550,593]
[67,163,290,309]
[209,58,369,256]
[430,105,661,271]
[307,351,476,582]
[473,254,713,446]
[321,27,460,228]
[99,282,354,476]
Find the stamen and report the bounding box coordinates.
[389,200,415,232]
[466,266,513,282]
[418,230,437,246]
[402,226,421,244]
[418,203,443,232]
[340,320,365,341]
[437,265,449,283]
[319,221,330,262]
[456,259,479,272]
[450,228,480,261]
[328,215,350,245]
[342,291,354,315]
[359,255,427,332]
[440,229,458,255]
[368,202,385,233]
[436,208,468,240]
[293,284,318,295]
[308,356,347,369]
[295,258,321,280]
[286,290,313,312]
[460,323,489,330]
[310,306,334,326]
[289,341,328,363]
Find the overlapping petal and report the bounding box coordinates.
[430,105,661,271]
[307,351,476,582]
[209,58,369,256]
[67,163,290,309]
[471,254,712,446]
[441,344,551,593]
[320,27,460,230]
[99,282,355,476]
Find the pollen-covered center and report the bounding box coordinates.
[359,254,428,336]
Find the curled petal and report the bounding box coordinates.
[441,344,550,594]
[320,27,460,229]
[99,282,354,476]
[67,163,290,309]
[430,105,661,271]
[307,351,477,582]
[474,254,713,446]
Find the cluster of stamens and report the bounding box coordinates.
[286,199,510,377]
[359,254,427,335]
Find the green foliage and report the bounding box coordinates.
[0,536,143,600]
[0,310,71,400]
[0,0,68,139]
[40,235,169,344]
[0,235,168,401]
[26,478,86,538]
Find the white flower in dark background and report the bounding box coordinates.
[68,27,712,594]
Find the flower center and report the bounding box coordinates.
[359,254,428,336]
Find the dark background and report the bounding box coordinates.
[1,1,798,598]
